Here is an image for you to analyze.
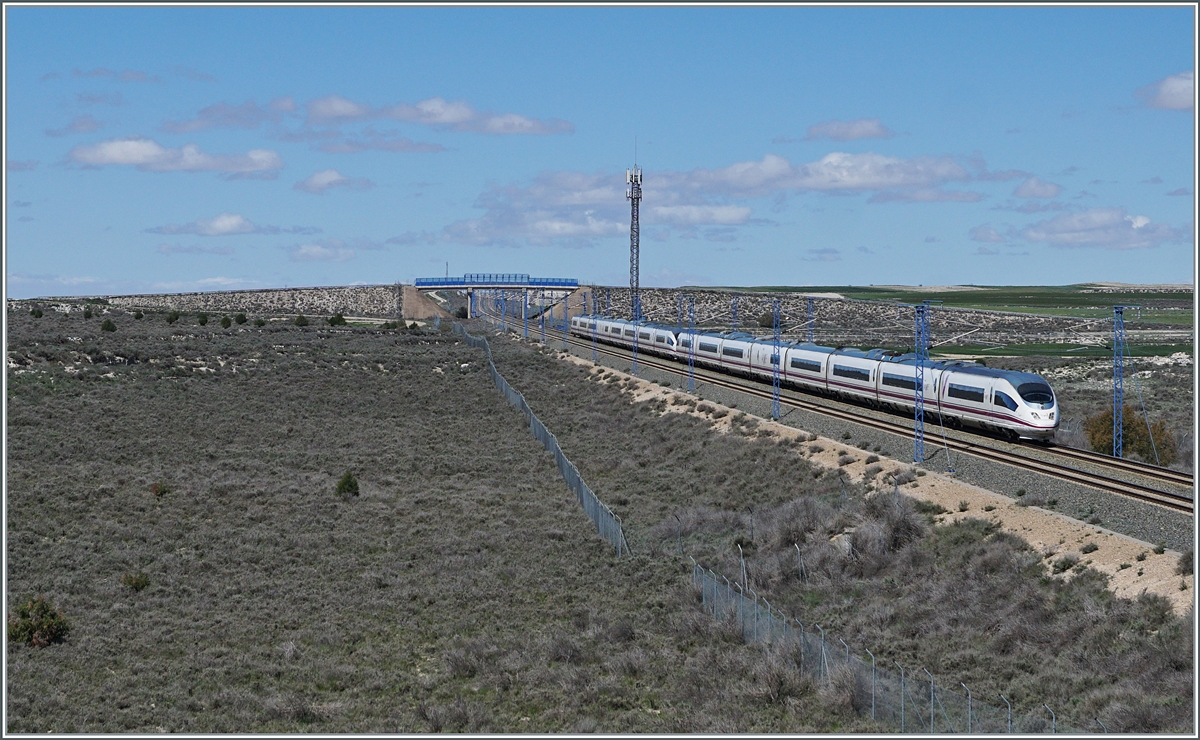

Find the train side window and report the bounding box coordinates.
[882,372,917,391]
[655,335,666,344]
[994,391,1019,411]
[699,342,719,353]
[722,347,744,358]
[624,329,635,337]
[790,357,822,373]
[832,364,871,382]
[680,338,692,349]
[948,383,986,403]
[639,332,651,340]
[770,354,779,365]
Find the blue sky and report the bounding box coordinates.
[4,4,1195,299]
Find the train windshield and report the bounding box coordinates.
[1017,382,1055,408]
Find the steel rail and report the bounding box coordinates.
[505,316,1193,515]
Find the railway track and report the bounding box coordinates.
[492,318,1193,515]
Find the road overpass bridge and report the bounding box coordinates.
[414,274,579,318]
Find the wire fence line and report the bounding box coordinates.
[454,322,630,556]
[691,562,1086,734]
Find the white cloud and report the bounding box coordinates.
[69,137,283,176]
[317,130,445,154]
[1018,207,1186,250]
[304,94,573,135]
[969,225,1005,243]
[155,243,235,255]
[306,94,374,123]
[45,114,102,137]
[869,189,982,203]
[294,169,374,194]
[1135,71,1193,111]
[803,248,841,262]
[1012,176,1063,199]
[804,118,894,141]
[161,98,295,133]
[288,240,356,262]
[148,213,320,236]
[73,67,160,83]
[649,204,752,225]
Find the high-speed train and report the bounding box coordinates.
[569,315,1059,441]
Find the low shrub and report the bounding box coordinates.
[1084,406,1177,466]
[254,318,266,327]
[166,311,180,324]
[1052,554,1080,574]
[133,311,143,319]
[8,595,70,647]
[1176,550,1193,575]
[294,315,309,327]
[1136,551,1147,562]
[864,454,879,465]
[335,471,359,498]
[454,307,468,319]
[712,408,729,419]
[83,308,92,319]
[235,313,247,324]
[219,316,232,329]
[958,500,970,512]
[1153,542,1166,555]
[197,313,208,326]
[100,319,116,332]
[121,571,150,592]
[863,464,883,481]
[327,313,347,326]
[29,308,43,318]
[837,454,854,467]
[1080,541,1099,554]
[150,482,171,497]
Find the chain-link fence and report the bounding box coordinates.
[691,561,1084,734]
[455,323,630,556]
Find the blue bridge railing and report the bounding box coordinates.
[415,274,579,288]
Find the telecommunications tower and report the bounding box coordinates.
[627,160,642,321]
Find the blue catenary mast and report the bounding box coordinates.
[687,295,696,393]
[1113,306,1129,458]
[523,290,529,338]
[731,295,739,330]
[807,297,815,343]
[913,302,931,463]
[770,298,781,420]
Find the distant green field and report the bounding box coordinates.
[700,284,1195,327]
[933,343,1193,359]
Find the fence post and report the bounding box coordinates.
[1044,704,1055,734]
[961,682,972,733]
[840,638,849,664]
[924,668,934,733]
[816,624,827,683]
[1000,694,1011,734]
[865,648,875,721]
[894,661,905,733]
[1096,718,1107,733]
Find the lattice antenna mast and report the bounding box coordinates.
[627,160,642,321]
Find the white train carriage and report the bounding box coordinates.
[826,349,878,403]
[781,343,833,392]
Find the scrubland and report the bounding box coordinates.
[4,307,1192,732]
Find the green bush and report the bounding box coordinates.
[336,471,359,498]
[100,319,116,332]
[219,316,232,329]
[29,308,43,318]
[82,308,92,319]
[166,311,180,324]
[121,571,150,592]
[1176,550,1193,575]
[197,313,208,326]
[1081,541,1099,554]
[294,315,309,327]
[254,318,266,327]
[1084,406,1176,466]
[235,313,247,324]
[455,307,468,319]
[133,311,143,319]
[327,313,347,326]
[8,595,70,647]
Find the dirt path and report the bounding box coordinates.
[560,352,1194,614]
